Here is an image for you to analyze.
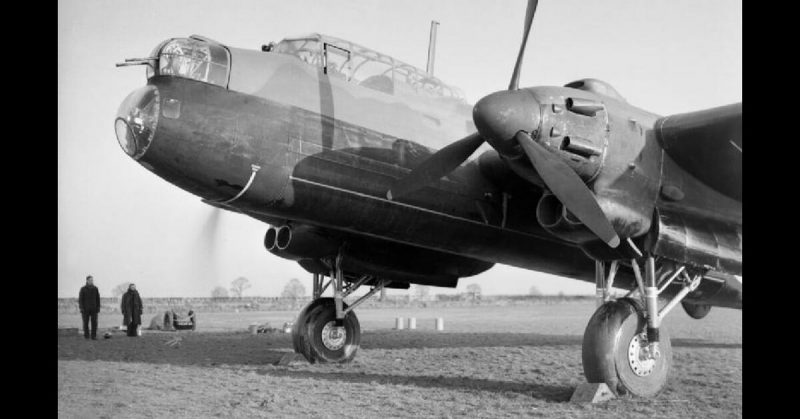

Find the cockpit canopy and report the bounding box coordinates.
[273,33,465,101]
[147,36,231,88]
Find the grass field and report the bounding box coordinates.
[58,301,741,418]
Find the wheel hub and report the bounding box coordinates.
[321,321,346,351]
[628,333,656,377]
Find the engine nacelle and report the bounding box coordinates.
[645,207,741,276]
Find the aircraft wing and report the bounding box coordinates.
[655,103,742,201]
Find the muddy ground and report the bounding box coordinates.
[58,302,741,418]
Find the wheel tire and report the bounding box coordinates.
[681,301,712,319]
[292,298,332,355]
[582,298,672,397]
[302,299,360,364]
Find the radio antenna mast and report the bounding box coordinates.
[426,20,440,76]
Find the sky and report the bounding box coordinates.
[58,0,741,298]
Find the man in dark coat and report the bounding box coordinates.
[78,275,101,340]
[120,283,143,337]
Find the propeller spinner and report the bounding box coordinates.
[387,0,620,248]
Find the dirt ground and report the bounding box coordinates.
[58,302,741,418]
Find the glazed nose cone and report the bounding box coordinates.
[114,85,160,160]
[472,89,541,155]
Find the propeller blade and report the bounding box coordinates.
[514,131,620,247]
[201,206,221,250]
[508,0,539,91]
[387,132,484,200]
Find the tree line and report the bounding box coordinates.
[108,278,545,299]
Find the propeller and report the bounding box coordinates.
[514,131,619,247]
[387,132,484,200]
[200,206,222,254]
[387,0,620,248]
[509,0,538,90]
[188,205,223,293]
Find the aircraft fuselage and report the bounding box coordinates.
[116,36,740,307]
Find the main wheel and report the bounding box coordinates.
[582,298,672,397]
[299,298,360,364]
[291,298,332,355]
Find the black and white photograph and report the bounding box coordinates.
[58,0,742,417]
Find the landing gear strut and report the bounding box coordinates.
[582,253,703,397]
[292,252,387,363]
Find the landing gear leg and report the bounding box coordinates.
[582,255,702,397]
[333,253,345,325]
[594,260,619,307]
[312,273,323,300]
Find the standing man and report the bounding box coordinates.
[78,275,101,340]
[121,283,143,337]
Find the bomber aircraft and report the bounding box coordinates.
[114,0,741,397]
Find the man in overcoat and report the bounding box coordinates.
[120,283,143,337]
[78,275,101,340]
